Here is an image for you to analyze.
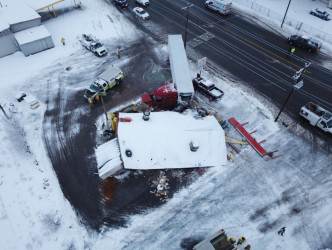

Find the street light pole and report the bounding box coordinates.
[99,93,110,129]
[281,0,292,28]
[183,3,193,49]
[274,63,310,122]
[274,87,296,122]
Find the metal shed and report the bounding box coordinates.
[0,28,19,58]
[14,25,54,56]
[168,34,194,103]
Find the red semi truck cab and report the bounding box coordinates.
[142,83,178,109]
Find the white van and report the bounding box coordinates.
[205,0,232,15]
[136,0,149,6]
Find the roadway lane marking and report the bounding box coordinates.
[167,0,311,73]
[187,31,215,48]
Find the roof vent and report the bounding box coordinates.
[143,110,150,121]
[190,141,199,152]
[125,150,132,157]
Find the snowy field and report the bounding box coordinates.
[0,0,332,249]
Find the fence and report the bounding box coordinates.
[233,0,332,44]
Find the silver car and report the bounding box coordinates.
[133,7,150,20]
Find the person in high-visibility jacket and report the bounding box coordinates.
[237,237,246,245]
[110,113,117,131]
[289,45,295,54]
[61,37,65,46]
[116,49,120,59]
[88,97,93,108]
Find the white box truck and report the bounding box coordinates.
[300,102,332,134]
[205,0,232,15]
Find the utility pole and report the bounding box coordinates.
[97,87,110,130]
[275,62,310,122]
[182,3,193,49]
[100,93,110,129]
[281,0,292,28]
[0,104,8,119]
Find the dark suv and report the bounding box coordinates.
[288,35,322,53]
[114,0,129,8]
[310,8,330,20]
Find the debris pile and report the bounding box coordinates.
[150,171,170,202]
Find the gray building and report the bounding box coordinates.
[0,28,19,57]
[0,4,54,58]
[14,26,54,56]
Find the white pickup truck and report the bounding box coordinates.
[300,102,332,134]
[79,34,108,57]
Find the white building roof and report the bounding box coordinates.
[14,25,51,45]
[0,5,40,27]
[117,111,227,170]
[95,138,123,179]
[168,35,194,95]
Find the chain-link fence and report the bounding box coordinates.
[233,0,332,44]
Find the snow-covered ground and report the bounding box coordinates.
[0,0,332,249]
[236,0,332,35]
[233,0,332,51]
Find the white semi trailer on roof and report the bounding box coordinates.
[168,34,194,105]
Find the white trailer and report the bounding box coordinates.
[300,102,332,134]
[205,0,232,15]
[96,138,123,180]
[168,34,194,105]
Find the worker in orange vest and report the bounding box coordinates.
[96,94,100,103]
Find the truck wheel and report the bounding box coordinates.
[205,4,208,8]
[289,41,293,45]
[308,48,313,53]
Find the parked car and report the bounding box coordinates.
[136,0,149,6]
[114,0,129,8]
[309,8,330,20]
[133,7,150,20]
[288,35,322,53]
[192,76,224,101]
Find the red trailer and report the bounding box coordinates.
[141,83,178,109]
